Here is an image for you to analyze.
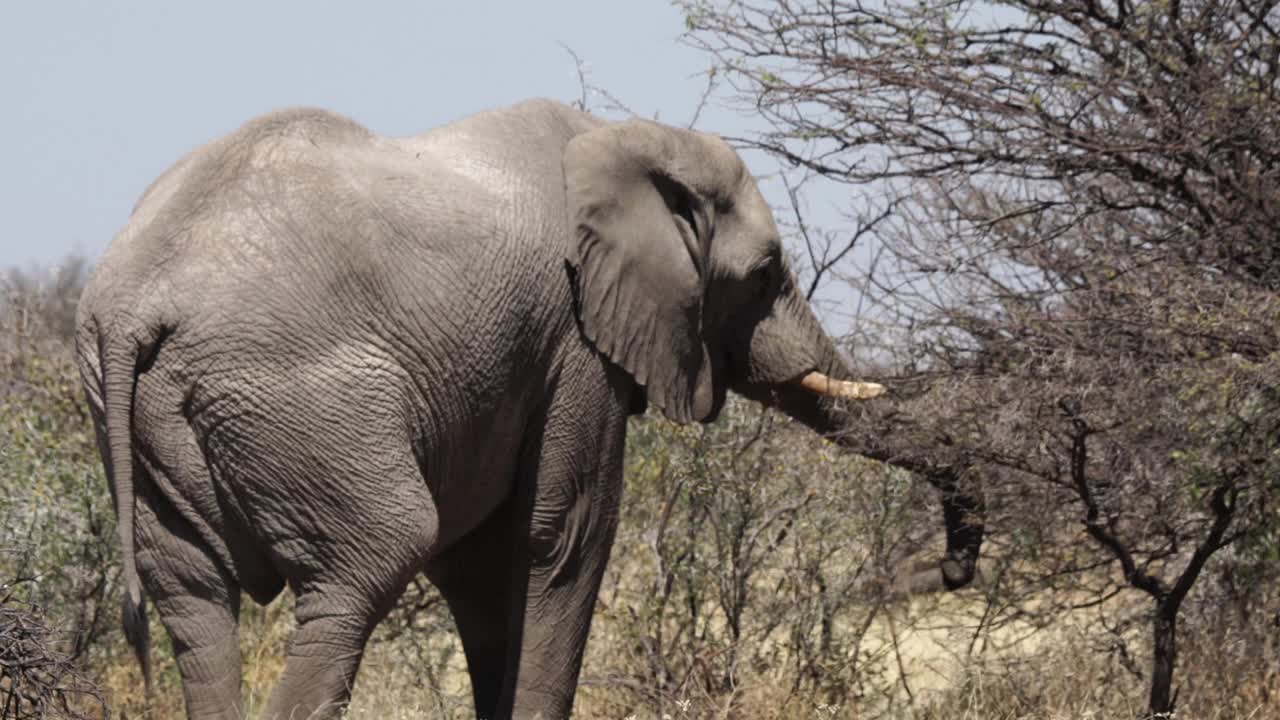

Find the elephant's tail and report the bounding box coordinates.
[100,333,152,696]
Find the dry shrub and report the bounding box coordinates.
[0,590,104,719]
[6,258,1276,718]
[913,620,1279,720]
[1,260,115,718]
[685,1,1280,714]
[572,402,938,720]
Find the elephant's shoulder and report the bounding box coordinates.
[404,98,597,157]
[504,98,595,127]
[432,98,590,132]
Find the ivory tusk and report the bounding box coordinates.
[796,371,886,400]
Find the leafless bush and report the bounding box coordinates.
[1,260,120,715]
[685,0,1280,715]
[0,258,87,356]
[576,399,946,719]
[0,577,105,719]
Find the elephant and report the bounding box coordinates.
[75,98,948,720]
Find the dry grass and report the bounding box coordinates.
[5,259,1274,719]
[82,586,1268,719]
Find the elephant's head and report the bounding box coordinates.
[563,118,882,425]
[563,118,984,595]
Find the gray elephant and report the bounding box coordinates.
[76,99,896,719]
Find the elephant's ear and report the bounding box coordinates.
[563,121,718,423]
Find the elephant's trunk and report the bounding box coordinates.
[743,290,984,595]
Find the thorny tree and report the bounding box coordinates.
[685,0,1280,716]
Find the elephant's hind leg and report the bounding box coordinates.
[258,589,384,720]
[259,560,425,720]
[130,374,254,719]
[134,484,244,720]
[259,461,439,719]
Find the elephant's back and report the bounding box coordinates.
[87,102,587,314]
[88,108,468,326]
[83,108,381,322]
[398,99,597,186]
[396,99,599,235]
[132,108,375,224]
[81,102,573,391]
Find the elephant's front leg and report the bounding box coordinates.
[500,375,628,719]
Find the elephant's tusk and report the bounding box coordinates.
[796,372,886,400]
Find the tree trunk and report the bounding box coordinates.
[1148,605,1178,718]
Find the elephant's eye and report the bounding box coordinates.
[653,172,700,239]
[676,202,698,239]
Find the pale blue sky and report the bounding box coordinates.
[1,1,766,266]
[2,1,875,337]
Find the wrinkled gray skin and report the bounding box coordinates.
[77,100,899,719]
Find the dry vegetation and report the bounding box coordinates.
[682,0,1280,715]
[1,256,1276,719]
